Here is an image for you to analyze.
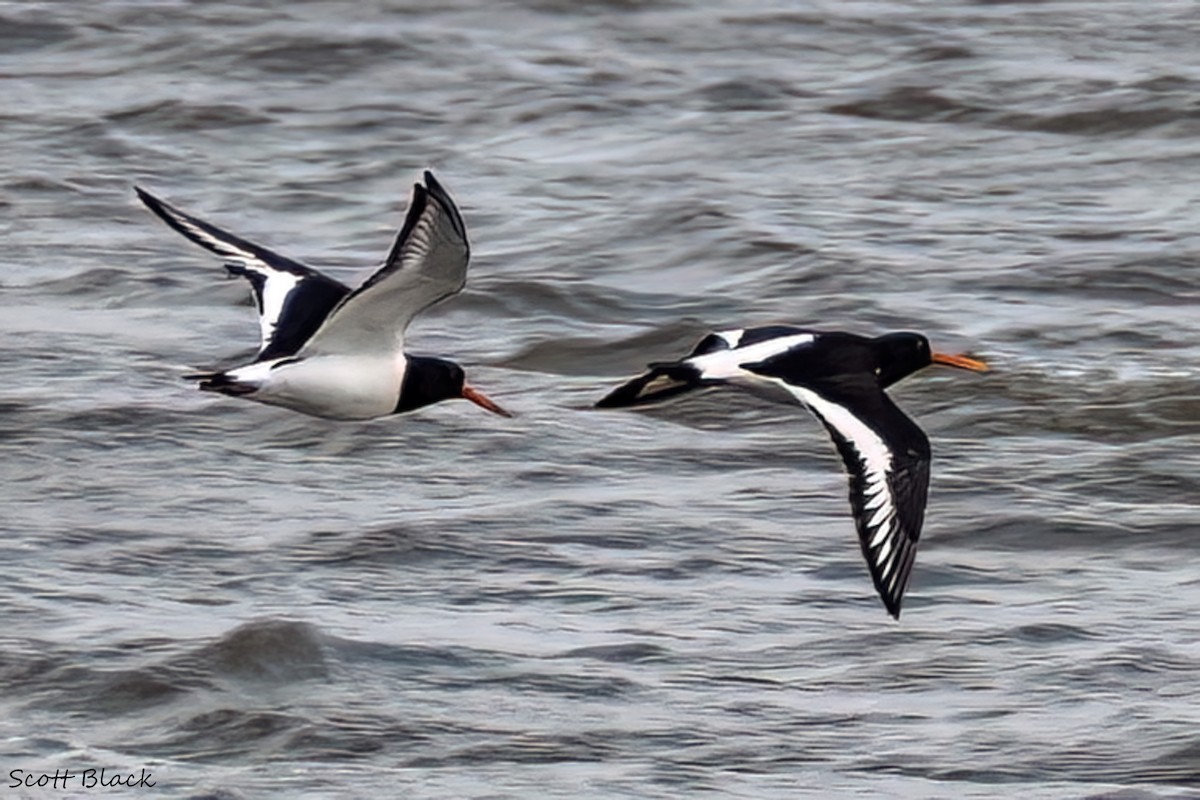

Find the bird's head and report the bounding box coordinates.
[873,332,989,387]
[396,356,512,417]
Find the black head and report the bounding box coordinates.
[395,356,463,414]
[873,332,990,388]
[394,356,512,417]
[872,332,934,388]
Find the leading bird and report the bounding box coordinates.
[595,326,988,618]
[136,172,510,420]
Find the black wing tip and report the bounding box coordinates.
[864,554,906,619]
[133,184,167,212]
[594,364,705,409]
[380,168,467,271]
[132,182,199,234]
[422,170,450,203]
[863,536,917,621]
[393,181,431,249]
[136,184,336,283]
[594,387,634,409]
[419,169,468,244]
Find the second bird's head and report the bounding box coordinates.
[396,356,512,417]
[872,332,989,387]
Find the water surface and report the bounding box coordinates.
[2,1,1200,797]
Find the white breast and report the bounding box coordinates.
[233,354,405,420]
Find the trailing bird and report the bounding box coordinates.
[596,325,987,618]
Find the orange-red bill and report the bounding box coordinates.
[462,385,514,417]
[932,352,989,372]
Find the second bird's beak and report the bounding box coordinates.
[932,352,990,372]
[462,385,514,417]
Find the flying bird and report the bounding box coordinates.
[595,325,987,618]
[136,172,510,420]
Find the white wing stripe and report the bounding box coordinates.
[868,502,893,531]
[258,272,301,343]
[714,329,745,348]
[862,486,888,511]
[869,521,892,548]
[171,215,258,263]
[868,522,897,546]
[781,382,894,476]
[691,334,816,381]
[874,532,894,565]
[771,379,902,558]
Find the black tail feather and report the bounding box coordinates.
[183,371,257,396]
[595,363,706,409]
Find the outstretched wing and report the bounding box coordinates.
[802,385,929,618]
[298,171,470,358]
[747,363,931,619]
[134,185,350,361]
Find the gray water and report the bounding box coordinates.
[2,1,1200,797]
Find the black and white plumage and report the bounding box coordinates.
[595,326,987,619]
[137,172,510,421]
[134,185,350,363]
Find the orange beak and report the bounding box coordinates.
[932,352,989,372]
[462,385,513,417]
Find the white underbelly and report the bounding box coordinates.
[248,355,403,420]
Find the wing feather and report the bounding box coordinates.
[297,171,469,358]
[745,356,931,619]
[135,185,349,360]
[798,385,930,618]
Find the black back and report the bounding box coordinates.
[742,331,874,391]
[743,330,935,391]
[737,325,813,348]
[394,356,466,414]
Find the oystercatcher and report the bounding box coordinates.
[136,172,510,420]
[595,326,987,618]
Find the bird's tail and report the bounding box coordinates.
[183,370,259,397]
[595,362,708,409]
